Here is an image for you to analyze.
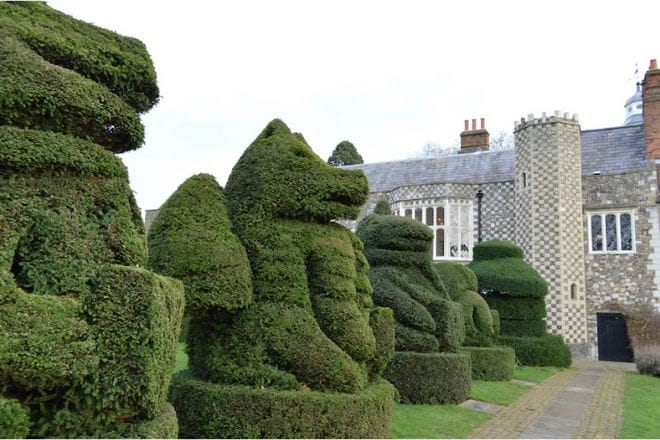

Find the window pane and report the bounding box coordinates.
[460,230,470,258]
[414,208,423,222]
[450,226,459,257]
[621,213,632,250]
[606,214,618,251]
[460,206,469,227]
[450,206,458,229]
[436,207,445,226]
[404,209,412,218]
[426,207,434,226]
[435,229,444,257]
[591,215,602,251]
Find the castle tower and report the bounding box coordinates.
[514,112,589,351]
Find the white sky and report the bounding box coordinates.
[48,0,659,212]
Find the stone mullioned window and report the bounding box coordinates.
[587,210,635,254]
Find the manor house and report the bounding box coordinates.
[344,60,660,359]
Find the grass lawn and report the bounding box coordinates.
[621,372,660,438]
[513,366,560,383]
[174,342,188,372]
[470,380,529,405]
[391,404,489,438]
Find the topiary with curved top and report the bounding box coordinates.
[0,3,183,437]
[469,239,571,367]
[358,214,470,403]
[168,119,397,438]
[328,140,364,166]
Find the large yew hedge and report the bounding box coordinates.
[0,3,183,437]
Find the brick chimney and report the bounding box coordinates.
[644,59,660,159]
[459,117,489,153]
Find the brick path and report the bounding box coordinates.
[469,362,628,439]
[574,369,625,438]
[469,368,579,438]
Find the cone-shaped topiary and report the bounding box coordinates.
[469,239,571,367]
[147,174,252,312]
[358,214,470,403]
[328,140,364,166]
[0,3,183,437]
[374,200,392,215]
[170,119,397,438]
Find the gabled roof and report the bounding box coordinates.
[345,124,647,192]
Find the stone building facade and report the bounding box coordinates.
[344,60,660,358]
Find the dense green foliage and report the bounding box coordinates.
[328,140,364,166]
[460,346,515,381]
[435,262,496,347]
[374,200,392,215]
[147,174,252,311]
[0,3,183,437]
[390,404,490,439]
[621,372,660,438]
[0,397,29,439]
[384,352,471,404]
[170,373,397,438]
[470,240,570,366]
[164,119,395,437]
[498,335,572,367]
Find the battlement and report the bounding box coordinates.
[514,111,580,131]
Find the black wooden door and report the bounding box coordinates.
[597,313,634,362]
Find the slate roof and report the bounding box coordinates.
[345,124,647,192]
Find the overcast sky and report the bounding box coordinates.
[49,0,659,213]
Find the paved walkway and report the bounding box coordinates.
[469,361,631,439]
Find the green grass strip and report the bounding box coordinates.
[390,404,489,438]
[513,366,560,383]
[470,380,529,406]
[621,372,660,438]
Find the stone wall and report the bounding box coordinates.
[582,168,659,356]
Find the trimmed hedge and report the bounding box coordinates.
[170,373,396,439]
[460,346,515,381]
[384,352,471,404]
[147,174,252,312]
[500,319,547,337]
[434,261,478,301]
[491,309,501,338]
[373,200,392,215]
[0,397,30,439]
[0,3,184,436]
[472,239,524,260]
[483,293,547,320]
[328,140,364,166]
[358,215,466,353]
[469,257,547,298]
[499,335,572,367]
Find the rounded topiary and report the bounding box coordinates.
[435,262,496,347]
[168,119,396,438]
[0,3,183,437]
[358,214,470,403]
[328,140,364,166]
[373,200,392,215]
[147,173,252,311]
[469,240,571,367]
[459,346,515,381]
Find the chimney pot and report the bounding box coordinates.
[651,59,658,70]
[464,120,469,131]
[471,119,477,130]
[480,118,485,129]
[460,116,490,153]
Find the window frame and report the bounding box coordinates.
[396,198,473,262]
[586,209,635,255]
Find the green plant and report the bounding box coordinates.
[512,366,560,383]
[390,404,489,439]
[621,372,660,438]
[0,3,183,437]
[170,373,396,439]
[470,380,529,406]
[374,200,392,215]
[0,397,29,439]
[499,335,571,368]
[328,140,364,166]
[460,346,515,381]
[384,352,471,404]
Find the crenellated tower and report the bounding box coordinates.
[514,112,589,351]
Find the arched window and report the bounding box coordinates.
[570,283,577,300]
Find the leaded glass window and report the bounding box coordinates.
[588,211,635,254]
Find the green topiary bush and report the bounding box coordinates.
[384,352,471,404]
[0,3,184,437]
[460,346,515,381]
[358,214,471,403]
[500,319,547,337]
[0,397,29,439]
[434,262,495,347]
[159,119,397,437]
[499,335,572,368]
[373,200,392,215]
[170,373,396,438]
